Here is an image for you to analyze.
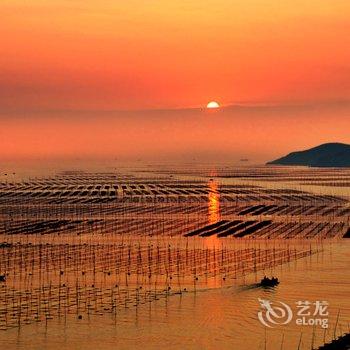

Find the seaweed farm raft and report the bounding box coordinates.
[0,165,350,349]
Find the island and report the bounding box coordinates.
[267,142,350,167]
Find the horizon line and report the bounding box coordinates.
[1,99,350,115]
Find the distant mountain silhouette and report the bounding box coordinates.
[267,143,350,167]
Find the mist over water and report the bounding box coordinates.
[1,102,350,163]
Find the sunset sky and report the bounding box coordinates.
[1,1,350,161]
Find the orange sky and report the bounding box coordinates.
[1,1,350,161]
[1,0,350,110]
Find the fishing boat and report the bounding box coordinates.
[260,276,279,287]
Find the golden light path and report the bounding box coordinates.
[208,180,220,224]
[205,179,221,248]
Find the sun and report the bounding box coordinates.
[207,101,220,109]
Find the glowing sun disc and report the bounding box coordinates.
[207,101,220,109]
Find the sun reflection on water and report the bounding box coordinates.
[205,179,221,249]
[208,179,220,225]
